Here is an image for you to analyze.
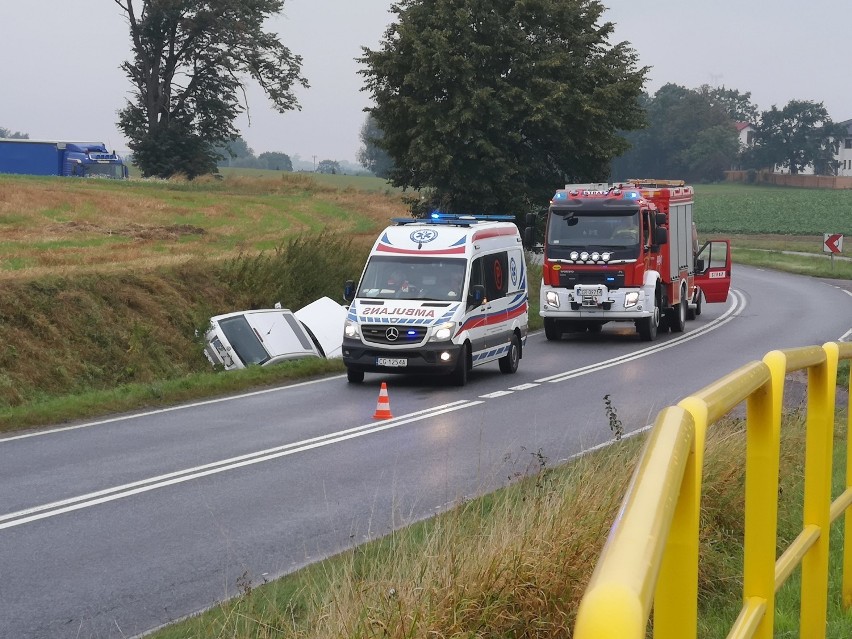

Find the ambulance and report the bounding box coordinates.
[342,214,529,386]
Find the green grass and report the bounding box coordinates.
[695,183,852,235]
[731,247,852,280]
[699,413,852,638]
[0,358,345,432]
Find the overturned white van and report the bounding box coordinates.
[204,308,322,370]
[342,214,529,386]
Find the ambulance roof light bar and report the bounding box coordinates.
[391,212,516,227]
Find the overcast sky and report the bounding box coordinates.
[2,1,849,166]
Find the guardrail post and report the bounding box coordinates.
[843,343,852,609]
[799,344,837,636]
[741,353,784,639]
[574,407,694,639]
[655,397,708,639]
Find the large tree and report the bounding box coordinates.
[611,84,738,182]
[750,100,842,174]
[114,0,307,179]
[701,85,759,124]
[359,0,647,215]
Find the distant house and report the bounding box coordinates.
[836,119,852,176]
[738,117,852,176]
[735,121,755,149]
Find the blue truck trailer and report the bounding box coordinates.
[0,139,129,179]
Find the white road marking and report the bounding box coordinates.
[537,290,745,384]
[479,390,514,399]
[1,374,347,442]
[0,290,749,529]
[840,329,852,343]
[0,400,483,530]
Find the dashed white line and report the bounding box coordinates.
[1,291,748,529]
[537,290,745,384]
[479,390,514,399]
[0,400,484,530]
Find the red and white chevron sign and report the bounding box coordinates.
[824,233,844,254]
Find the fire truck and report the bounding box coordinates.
[530,179,731,341]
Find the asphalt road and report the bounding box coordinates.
[1,265,850,638]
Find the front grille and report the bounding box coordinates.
[362,324,429,345]
[559,269,625,289]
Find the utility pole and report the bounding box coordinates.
[312,155,317,172]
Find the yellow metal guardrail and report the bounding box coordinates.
[574,342,852,639]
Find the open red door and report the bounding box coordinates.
[694,240,731,303]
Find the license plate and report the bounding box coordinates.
[577,285,605,297]
[377,357,407,367]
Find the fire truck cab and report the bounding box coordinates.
[532,179,730,341]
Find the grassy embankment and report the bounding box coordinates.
[2,175,851,636]
[0,178,848,432]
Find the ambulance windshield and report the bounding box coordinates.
[358,256,467,301]
[546,210,640,257]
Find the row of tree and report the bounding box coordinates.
[609,85,844,182]
[34,1,842,218]
[214,137,366,174]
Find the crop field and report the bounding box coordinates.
[1,175,850,280]
[694,183,852,236]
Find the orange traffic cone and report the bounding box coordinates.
[373,382,393,419]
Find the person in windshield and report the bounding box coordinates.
[611,217,639,243]
[386,269,418,297]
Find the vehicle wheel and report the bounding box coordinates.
[587,322,603,334]
[499,333,520,374]
[669,292,687,333]
[687,288,703,320]
[544,318,561,341]
[450,343,469,386]
[637,289,660,341]
[346,368,365,383]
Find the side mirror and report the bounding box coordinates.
[655,212,667,225]
[523,226,535,249]
[343,279,355,303]
[654,227,668,246]
[469,284,486,307]
[525,212,537,226]
[695,258,705,273]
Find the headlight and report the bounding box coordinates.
[430,321,455,341]
[624,291,640,308]
[545,291,560,308]
[344,320,360,338]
